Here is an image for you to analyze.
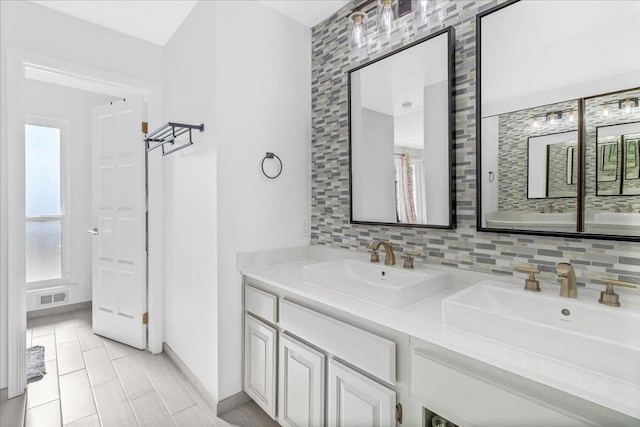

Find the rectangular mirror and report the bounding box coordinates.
[348,28,454,228]
[477,0,640,241]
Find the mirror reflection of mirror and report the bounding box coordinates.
[626,136,640,181]
[349,29,452,228]
[478,0,640,238]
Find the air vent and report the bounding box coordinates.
[38,290,69,307]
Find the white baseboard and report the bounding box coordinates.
[27,301,91,319]
[162,343,249,416]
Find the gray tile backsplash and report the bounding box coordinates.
[309,0,639,288]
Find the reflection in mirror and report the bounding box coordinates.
[567,146,577,185]
[349,28,453,228]
[586,90,640,234]
[478,0,640,239]
[527,131,578,199]
[626,136,640,181]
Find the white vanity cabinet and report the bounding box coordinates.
[243,281,402,426]
[328,359,396,427]
[278,334,325,427]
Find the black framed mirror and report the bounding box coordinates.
[348,27,455,229]
[477,0,640,241]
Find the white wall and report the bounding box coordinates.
[24,80,112,311]
[481,116,499,225]
[353,108,396,222]
[163,0,220,403]
[215,0,311,401]
[163,0,311,402]
[394,111,424,149]
[0,0,163,390]
[423,81,449,225]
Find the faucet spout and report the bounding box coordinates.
[556,262,577,298]
[370,241,396,266]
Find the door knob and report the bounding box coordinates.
[88,228,99,235]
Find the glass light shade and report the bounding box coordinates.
[622,99,634,114]
[377,0,396,39]
[603,104,611,117]
[548,112,558,125]
[413,0,429,22]
[349,12,367,51]
[567,110,575,123]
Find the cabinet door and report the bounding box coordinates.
[278,334,325,427]
[328,359,396,427]
[244,314,277,418]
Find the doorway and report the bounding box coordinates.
[5,49,164,398]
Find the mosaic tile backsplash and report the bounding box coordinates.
[310,0,639,287]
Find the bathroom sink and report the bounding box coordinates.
[302,259,449,309]
[442,280,640,385]
[594,212,640,225]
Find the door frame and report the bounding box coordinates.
[4,48,164,398]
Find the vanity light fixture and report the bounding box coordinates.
[348,0,431,52]
[620,97,639,114]
[413,0,429,22]
[378,0,396,39]
[349,11,368,50]
[530,109,576,128]
[601,97,639,116]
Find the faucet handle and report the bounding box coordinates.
[598,278,637,307]
[514,264,541,292]
[370,248,380,263]
[403,251,424,269]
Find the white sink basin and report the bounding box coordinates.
[594,212,640,225]
[442,280,640,385]
[302,259,449,309]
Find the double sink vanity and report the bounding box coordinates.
[239,245,640,427]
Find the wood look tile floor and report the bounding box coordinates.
[25,309,278,427]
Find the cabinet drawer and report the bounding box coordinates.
[412,349,587,427]
[245,285,278,324]
[279,299,396,384]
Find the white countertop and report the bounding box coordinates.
[238,246,640,420]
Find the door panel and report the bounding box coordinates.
[244,314,277,419]
[328,359,396,427]
[91,98,146,349]
[278,334,325,427]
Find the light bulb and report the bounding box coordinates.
[349,12,367,51]
[378,0,396,39]
[413,0,429,22]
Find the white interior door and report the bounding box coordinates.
[91,97,147,349]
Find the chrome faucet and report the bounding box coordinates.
[556,262,577,298]
[370,241,396,266]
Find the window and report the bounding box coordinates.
[25,120,68,285]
